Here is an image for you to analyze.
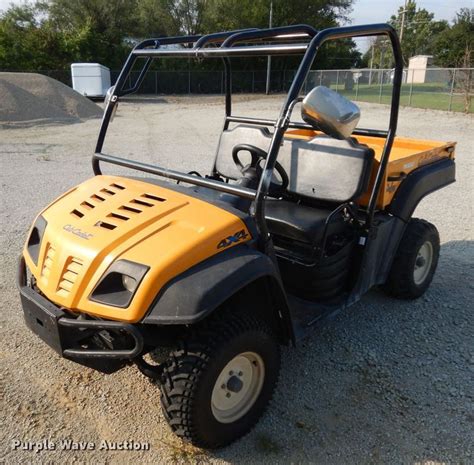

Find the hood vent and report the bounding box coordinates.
[126,193,166,211]
[71,183,168,232]
[81,201,95,210]
[57,257,83,297]
[91,194,105,203]
[100,188,116,196]
[95,220,117,230]
[131,198,153,208]
[108,212,129,221]
[142,193,165,202]
[41,243,55,279]
[71,209,84,219]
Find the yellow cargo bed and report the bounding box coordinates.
[285,129,456,209]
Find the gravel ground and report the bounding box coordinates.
[0,95,473,464]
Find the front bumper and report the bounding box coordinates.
[18,257,144,372]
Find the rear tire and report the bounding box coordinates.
[383,218,440,299]
[159,309,280,449]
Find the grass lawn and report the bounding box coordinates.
[332,83,473,113]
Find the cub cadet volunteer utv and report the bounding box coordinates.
[19,23,456,448]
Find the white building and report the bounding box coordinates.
[407,55,433,84]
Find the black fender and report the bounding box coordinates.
[142,245,293,343]
[388,158,455,222]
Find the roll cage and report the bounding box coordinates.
[93,23,403,253]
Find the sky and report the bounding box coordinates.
[349,0,470,51]
[350,0,468,24]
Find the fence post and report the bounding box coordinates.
[448,68,456,111]
[336,70,339,91]
[408,69,414,106]
[378,70,383,104]
[319,72,323,86]
[355,77,359,99]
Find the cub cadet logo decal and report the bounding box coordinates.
[63,224,94,240]
[217,229,249,249]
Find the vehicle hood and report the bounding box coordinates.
[23,175,251,322]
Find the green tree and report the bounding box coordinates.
[363,0,449,67]
[389,0,448,64]
[134,0,179,37]
[434,8,473,113]
[1,0,360,72]
[0,3,71,70]
[202,0,351,31]
[45,0,139,67]
[434,8,473,68]
[201,0,360,70]
[362,35,400,69]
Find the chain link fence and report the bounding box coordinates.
[304,68,473,113]
[4,67,472,113]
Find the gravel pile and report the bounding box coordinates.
[0,72,102,127]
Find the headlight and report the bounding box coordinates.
[27,216,47,265]
[90,260,149,308]
[122,274,137,293]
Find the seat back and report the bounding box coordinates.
[215,124,374,204]
[215,125,273,180]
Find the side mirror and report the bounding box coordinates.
[301,86,360,139]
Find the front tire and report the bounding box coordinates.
[159,309,280,448]
[383,218,440,299]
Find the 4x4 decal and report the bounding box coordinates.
[217,229,249,249]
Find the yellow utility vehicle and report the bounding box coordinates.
[19,24,456,448]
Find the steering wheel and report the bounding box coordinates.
[232,144,289,197]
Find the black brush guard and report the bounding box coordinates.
[18,257,144,364]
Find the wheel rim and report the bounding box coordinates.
[211,351,265,424]
[413,241,433,285]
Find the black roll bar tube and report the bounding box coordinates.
[221,24,317,47]
[194,29,261,118]
[120,36,204,96]
[199,26,314,119]
[222,25,316,117]
[194,28,260,49]
[95,33,206,163]
[95,30,259,159]
[94,29,312,162]
[131,43,309,58]
[94,152,257,199]
[226,115,389,137]
[93,23,402,251]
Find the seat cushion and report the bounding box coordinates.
[265,199,344,244]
